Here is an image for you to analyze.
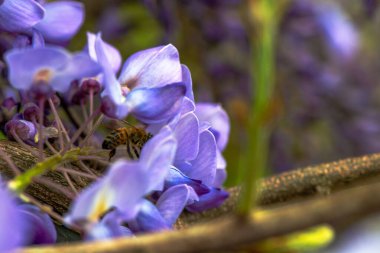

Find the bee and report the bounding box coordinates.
[102,122,153,161]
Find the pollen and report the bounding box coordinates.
[34,68,53,83]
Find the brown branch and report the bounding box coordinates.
[1,139,380,223]
[22,180,380,252]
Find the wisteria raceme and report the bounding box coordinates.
[0,0,231,247]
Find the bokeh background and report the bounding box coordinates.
[72,0,380,187]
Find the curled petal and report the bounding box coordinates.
[195,103,230,151]
[186,188,229,213]
[157,184,198,226]
[128,200,169,233]
[172,112,199,162]
[34,1,84,43]
[126,83,186,124]
[0,0,44,33]
[32,29,45,48]
[87,32,121,74]
[164,167,210,195]
[181,64,194,101]
[119,44,182,89]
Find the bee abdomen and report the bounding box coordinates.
[102,128,129,150]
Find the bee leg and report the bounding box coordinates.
[109,149,116,161]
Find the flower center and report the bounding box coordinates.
[34,68,53,84]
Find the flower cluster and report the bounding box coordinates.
[0,0,230,249]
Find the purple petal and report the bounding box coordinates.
[186,188,229,213]
[173,112,199,162]
[33,1,84,43]
[181,97,195,114]
[0,185,23,251]
[32,29,45,48]
[186,129,217,186]
[140,126,177,192]
[164,167,210,195]
[118,44,182,89]
[95,33,128,119]
[4,46,70,90]
[128,200,169,233]
[0,0,44,33]
[213,149,227,187]
[85,210,133,241]
[157,184,198,226]
[126,83,186,124]
[53,52,102,93]
[181,64,194,101]
[65,160,148,226]
[19,204,56,245]
[87,32,122,74]
[195,103,230,151]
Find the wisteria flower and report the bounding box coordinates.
[4,46,101,96]
[0,0,84,44]
[91,33,186,123]
[64,127,177,229]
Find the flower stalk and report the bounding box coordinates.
[237,0,279,215]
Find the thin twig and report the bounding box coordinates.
[48,98,71,150]
[57,167,98,180]
[0,148,20,175]
[63,171,78,195]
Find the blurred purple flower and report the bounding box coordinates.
[0,183,23,252]
[19,204,57,245]
[91,33,186,123]
[33,1,84,44]
[5,119,36,142]
[316,2,359,59]
[64,127,177,228]
[0,0,84,44]
[4,46,101,95]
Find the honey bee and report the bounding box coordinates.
[102,122,153,161]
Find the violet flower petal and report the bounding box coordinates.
[4,46,70,90]
[128,200,169,233]
[33,1,84,43]
[172,112,199,162]
[64,160,148,226]
[0,184,23,251]
[126,83,186,124]
[186,188,229,213]
[139,126,177,192]
[32,29,45,48]
[85,210,133,241]
[118,44,182,89]
[19,204,56,245]
[164,167,210,195]
[0,0,44,33]
[181,64,194,101]
[87,32,122,74]
[157,184,198,226]
[185,129,217,186]
[195,103,230,151]
[53,52,102,93]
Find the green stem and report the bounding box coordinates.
[237,0,277,215]
[9,148,91,193]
